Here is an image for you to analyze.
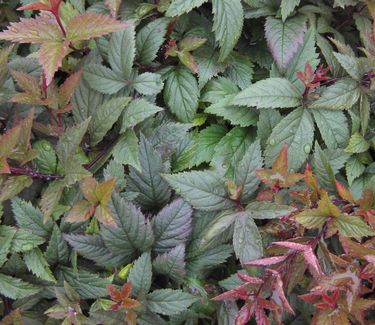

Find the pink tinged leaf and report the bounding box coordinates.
[364,255,375,263]
[235,304,253,325]
[0,15,63,44]
[237,273,264,284]
[255,305,270,325]
[264,16,307,70]
[242,255,288,267]
[212,286,249,301]
[39,40,71,85]
[269,270,295,315]
[66,13,128,42]
[18,2,51,11]
[272,241,323,278]
[104,0,122,18]
[58,70,83,107]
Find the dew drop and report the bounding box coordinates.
[303,144,311,154]
[269,139,275,146]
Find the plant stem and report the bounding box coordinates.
[9,166,63,180]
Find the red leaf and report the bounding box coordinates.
[212,286,249,301]
[268,269,295,315]
[336,181,355,203]
[18,2,51,11]
[237,273,264,284]
[242,255,288,267]
[235,304,253,325]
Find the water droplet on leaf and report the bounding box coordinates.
[303,144,311,154]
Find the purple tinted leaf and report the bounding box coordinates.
[153,244,186,283]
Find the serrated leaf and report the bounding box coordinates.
[64,233,125,267]
[0,176,33,203]
[0,273,40,299]
[309,79,360,110]
[225,53,254,89]
[66,12,127,42]
[121,98,163,131]
[346,155,365,186]
[246,201,295,219]
[285,27,319,91]
[90,96,131,145]
[257,108,282,148]
[212,0,243,61]
[24,247,56,283]
[335,215,375,237]
[234,140,263,201]
[153,244,186,283]
[233,78,302,109]
[136,18,170,64]
[83,64,126,94]
[101,193,154,261]
[163,171,235,211]
[108,25,135,80]
[0,226,16,267]
[345,133,370,153]
[152,198,192,253]
[265,107,314,170]
[58,266,111,299]
[166,0,208,16]
[39,180,64,221]
[11,198,53,238]
[233,212,263,263]
[205,96,258,127]
[164,67,199,122]
[112,129,141,171]
[133,72,164,95]
[312,109,349,149]
[127,135,170,210]
[146,289,198,315]
[45,225,69,265]
[128,252,152,298]
[313,143,337,190]
[265,15,307,70]
[281,0,300,21]
[11,228,45,253]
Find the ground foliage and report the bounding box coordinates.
[0,0,374,324]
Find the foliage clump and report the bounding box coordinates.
[0,0,374,324]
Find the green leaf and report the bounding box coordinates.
[211,126,255,174]
[281,0,300,21]
[173,125,226,170]
[58,266,111,299]
[153,244,186,283]
[163,171,235,211]
[64,234,125,267]
[11,228,45,253]
[257,108,282,148]
[24,248,56,283]
[11,198,53,238]
[112,129,141,171]
[101,193,154,261]
[164,67,199,122]
[246,201,295,219]
[146,289,198,315]
[346,155,365,186]
[285,27,319,91]
[333,53,362,80]
[90,96,131,145]
[133,72,164,95]
[205,96,258,127]
[83,64,125,94]
[225,53,254,89]
[136,18,170,64]
[166,0,208,16]
[313,143,336,190]
[121,99,163,131]
[233,78,302,109]
[152,198,192,253]
[233,212,263,263]
[212,0,244,61]
[234,140,263,201]
[0,176,33,203]
[312,109,349,149]
[265,107,314,170]
[33,140,58,174]
[0,225,16,267]
[335,215,375,238]
[359,93,370,135]
[309,79,360,110]
[127,135,170,209]
[345,133,370,153]
[0,273,40,299]
[128,252,152,298]
[265,15,307,70]
[108,25,135,80]
[45,225,69,265]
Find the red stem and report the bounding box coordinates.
[9,166,63,180]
